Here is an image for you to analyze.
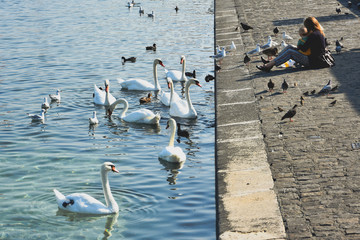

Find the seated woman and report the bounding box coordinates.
[257,17,326,72]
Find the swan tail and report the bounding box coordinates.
[117,78,125,84]
[154,112,161,123]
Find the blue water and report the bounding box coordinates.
[0,0,215,239]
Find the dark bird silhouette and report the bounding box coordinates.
[329,100,337,106]
[175,6,179,12]
[311,89,316,95]
[215,64,221,71]
[318,80,332,95]
[122,56,136,65]
[300,96,304,106]
[62,199,75,208]
[303,91,309,96]
[240,22,253,31]
[331,85,338,92]
[146,43,156,51]
[262,47,278,60]
[278,106,284,112]
[273,27,279,36]
[267,79,274,92]
[185,70,196,78]
[205,74,215,82]
[244,53,251,65]
[281,105,297,122]
[260,56,270,64]
[281,79,289,93]
[139,93,152,104]
[177,123,190,139]
[348,0,352,8]
[335,40,343,54]
[336,5,341,14]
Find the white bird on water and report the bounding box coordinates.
[41,97,50,110]
[27,109,45,122]
[89,111,99,125]
[49,89,61,102]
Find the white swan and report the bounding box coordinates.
[53,162,119,215]
[89,111,99,125]
[165,55,188,82]
[49,89,61,102]
[169,78,202,119]
[159,77,182,106]
[94,79,116,106]
[118,58,165,91]
[41,97,50,110]
[158,118,186,162]
[108,98,160,124]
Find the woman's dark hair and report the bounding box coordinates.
[304,17,324,36]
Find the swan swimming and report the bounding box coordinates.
[165,55,188,82]
[118,58,165,91]
[159,77,182,106]
[93,79,116,106]
[108,98,160,124]
[169,78,202,119]
[53,162,120,215]
[158,118,186,163]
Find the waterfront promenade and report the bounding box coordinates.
[215,0,360,239]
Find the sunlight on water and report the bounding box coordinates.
[0,0,215,239]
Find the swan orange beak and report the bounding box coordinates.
[105,85,109,92]
[159,61,165,67]
[195,81,202,88]
[180,58,184,64]
[167,82,171,89]
[111,166,119,173]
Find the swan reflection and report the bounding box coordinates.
[159,158,185,185]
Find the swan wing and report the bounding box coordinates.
[54,189,111,214]
[158,146,186,163]
[93,84,116,105]
[165,69,182,81]
[119,78,155,91]
[160,90,181,106]
[122,109,160,124]
[169,99,188,117]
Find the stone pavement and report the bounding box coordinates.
[215,0,360,239]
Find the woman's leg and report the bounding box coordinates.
[274,48,309,67]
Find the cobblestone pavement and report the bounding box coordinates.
[216,0,360,239]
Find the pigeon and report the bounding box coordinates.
[205,74,215,82]
[185,70,196,78]
[122,56,136,64]
[330,85,338,92]
[280,40,288,50]
[303,91,309,96]
[273,27,279,36]
[311,89,316,95]
[267,79,274,92]
[177,123,190,139]
[247,44,261,55]
[139,6,144,15]
[335,40,343,54]
[244,54,251,65]
[278,106,284,112]
[175,6,179,13]
[329,100,337,106]
[262,47,278,60]
[282,31,293,40]
[300,96,304,106]
[281,79,289,93]
[27,109,45,122]
[146,43,156,51]
[240,22,253,31]
[281,105,297,122]
[318,80,332,95]
[89,111,99,125]
[336,5,341,14]
[41,97,50,110]
[215,64,221,71]
[49,89,61,102]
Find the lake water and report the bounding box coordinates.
[0,0,215,239]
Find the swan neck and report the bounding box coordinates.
[153,61,161,90]
[109,98,128,117]
[181,58,186,80]
[169,80,174,104]
[101,169,119,213]
[169,121,176,147]
[105,87,110,106]
[185,81,194,111]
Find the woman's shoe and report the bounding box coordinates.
[261,56,270,64]
[256,65,271,72]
